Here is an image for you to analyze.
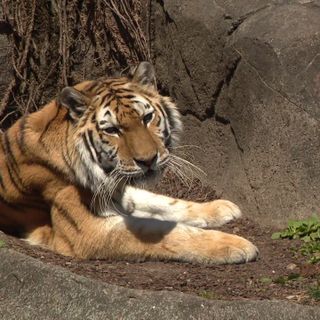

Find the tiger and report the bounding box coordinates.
[0,62,258,264]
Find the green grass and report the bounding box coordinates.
[260,277,272,285]
[0,239,6,248]
[309,285,320,301]
[272,216,320,263]
[198,290,219,300]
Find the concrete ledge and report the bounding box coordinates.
[0,248,319,320]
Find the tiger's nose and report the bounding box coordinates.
[133,154,158,170]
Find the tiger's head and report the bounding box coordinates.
[58,62,182,191]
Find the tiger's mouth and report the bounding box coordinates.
[113,153,170,178]
[115,158,168,186]
[118,167,159,179]
[127,169,161,186]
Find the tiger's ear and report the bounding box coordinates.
[130,61,156,89]
[58,87,88,121]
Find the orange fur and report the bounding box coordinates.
[0,63,258,264]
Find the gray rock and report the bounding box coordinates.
[0,248,319,320]
[151,0,320,226]
[217,3,320,225]
[152,0,228,118]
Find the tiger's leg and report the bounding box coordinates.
[117,186,241,228]
[29,186,258,263]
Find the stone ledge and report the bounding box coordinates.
[0,248,319,320]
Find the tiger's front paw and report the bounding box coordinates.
[187,199,242,228]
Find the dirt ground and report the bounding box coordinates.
[1,173,320,306]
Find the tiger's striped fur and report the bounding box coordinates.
[0,62,258,264]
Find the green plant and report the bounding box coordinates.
[0,239,5,248]
[260,277,272,285]
[198,290,219,300]
[272,216,320,263]
[309,285,320,300]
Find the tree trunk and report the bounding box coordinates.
[0,0,150,129]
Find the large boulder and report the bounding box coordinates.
[151,0,320,226]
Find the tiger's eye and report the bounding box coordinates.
[104,127,119,135]
[143,112,153,125]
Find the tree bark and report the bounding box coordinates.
[0,0,149,129]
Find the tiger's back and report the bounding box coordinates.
[0,102,68,237]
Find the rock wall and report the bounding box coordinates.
[151,0,320,225]
[0,0,319,226]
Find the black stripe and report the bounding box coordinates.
[3,131,18,168]
[105,79,127,86]
[53,203,80,232]
[109,148,118,161]
[62,151,77,178]
[155,103,171,146]
[1,134,27,195]
[5,161,28,196]
[104,110,111,117]
[96,86,108,95]
[156,102,167,118]
[82,133,95,162]
[0,170,5,190]
[35,158,63,179]
[38,135,51,153]
[157,104,174,131]
[156,103,169,129]
[132,100,144,105]
[164,132,171,147]
[95,122,100,133]
[143,96,153,105]
[101,138,110,145]
[0,131,27,195]
[87,130,99,161]
[56,230,74,251]
[121,94,135,99]
[39,107,59,144]
[95,150,102,163]
[0,134,4,152]
[87,130,95,146]
[161,99,176,132]
[5,163,27,195]
[100,93,113,106]
[114,88,132,94]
